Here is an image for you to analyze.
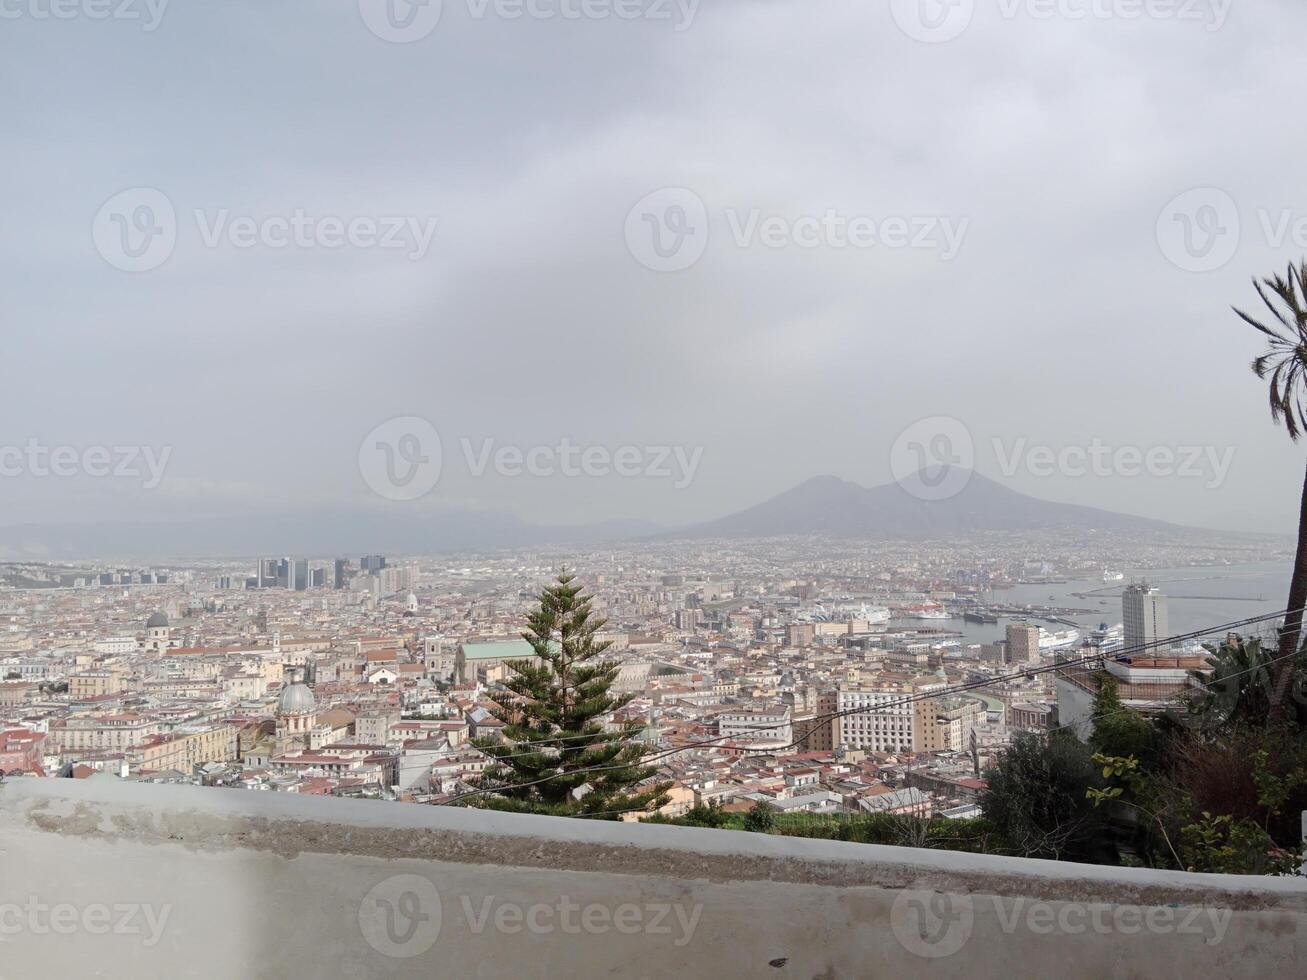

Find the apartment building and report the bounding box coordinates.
[716,708,792,746]
[52,714,161,752]
[834,686,917,754]
[69,670,124,699]
[127,726,238,773]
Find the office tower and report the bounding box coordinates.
[1005,622,1040,664]
[254,559,272,588]
[360,555,387,573]
[1123,582,1168,654]
[334,558,352,590]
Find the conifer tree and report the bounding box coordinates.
[469,572,670,817]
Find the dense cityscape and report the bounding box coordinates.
[0,530,1288,820]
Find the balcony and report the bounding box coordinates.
[1,777,1304,977]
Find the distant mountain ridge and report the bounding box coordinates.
[676,469,1182,538]
[0,469,1191,560]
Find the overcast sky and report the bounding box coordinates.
[3,0,1306,539]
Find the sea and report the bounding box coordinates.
[889,560,1292,649]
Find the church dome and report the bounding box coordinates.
[277,670,316,715]
[145,611,169,629]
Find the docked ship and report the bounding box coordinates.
[856,603,891,625]
[1089,622,1124,651]
[1102,570,1124,582]
[1038,626,1082,650]
[896,602,950,620]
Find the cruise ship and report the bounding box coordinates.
[856,603,891,625]
[1038,626,1082,650]
[1102,570,1124,582]
[895,603,950,620]
[1089,622,1124,651]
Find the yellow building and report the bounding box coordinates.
[68,671,124,699]
[128,726,238,773]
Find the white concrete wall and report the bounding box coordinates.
[1056,674,1096,740]
[1,777,1304,978]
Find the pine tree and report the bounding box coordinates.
[468,572,670,818]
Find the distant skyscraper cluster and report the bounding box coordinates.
[240,554,415,597]
[248,556,386,592]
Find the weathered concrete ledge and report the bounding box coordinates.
[1,777,1304,978]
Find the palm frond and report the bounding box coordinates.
[1235,259,1307,442]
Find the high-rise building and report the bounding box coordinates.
[256,559,280,589]
[360,555,387,573]
[334,558,352,590]
[1123,582,1168,654]
[1005,622,1040,664]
